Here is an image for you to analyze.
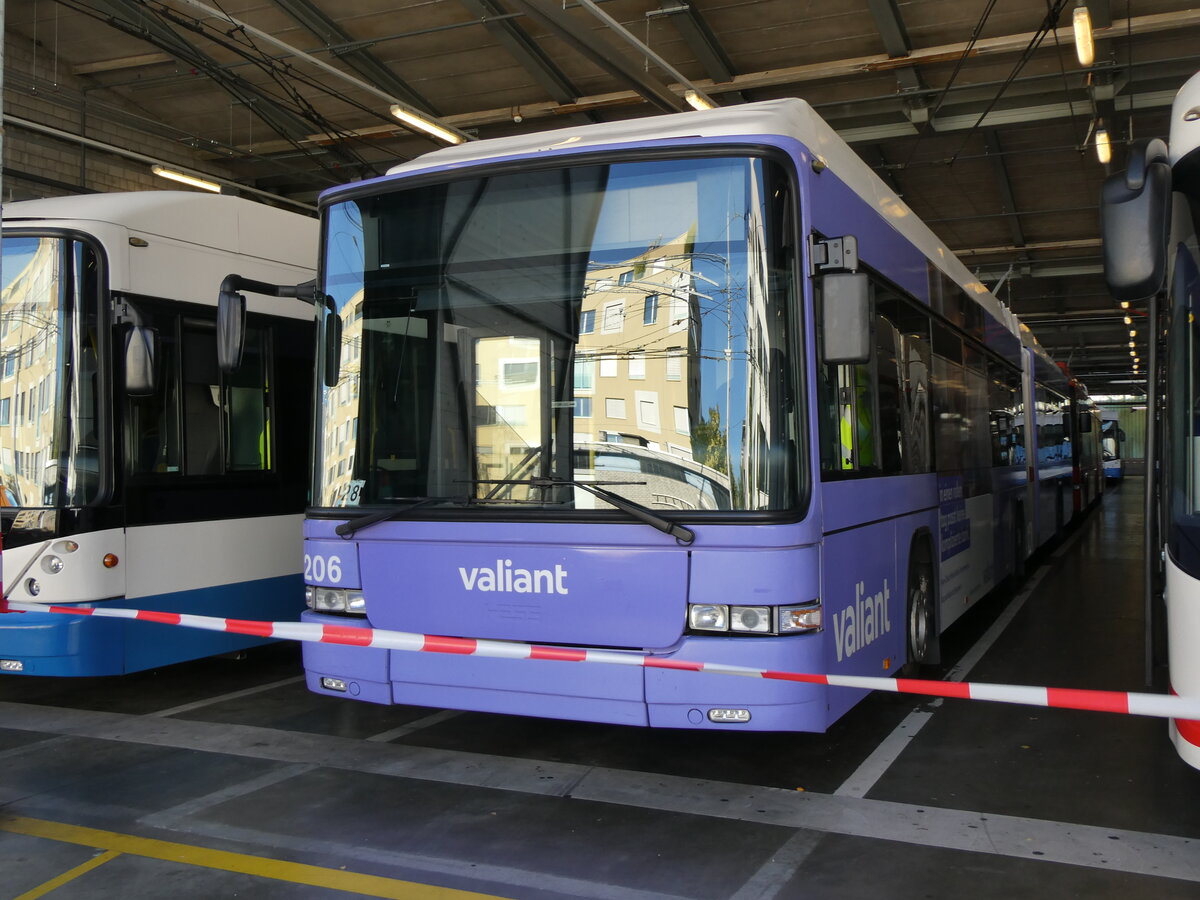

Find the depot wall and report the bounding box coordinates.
[3,32,233,200]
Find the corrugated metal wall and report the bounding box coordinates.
[1101,405,1148,474]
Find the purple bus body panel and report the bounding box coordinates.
[644,635,826,730]
[301,612,392,704]
[806,166,929,302]
[304,540,361,588]
[688,545,819,608]
[390,648,648,726]
[359,540,687,647]
[820,474,937,534]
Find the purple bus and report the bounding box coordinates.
[222,100,1087,730]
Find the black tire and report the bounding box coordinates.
[903,543,935,675]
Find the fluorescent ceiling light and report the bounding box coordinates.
[151,165,221,193]
[1073,5,1095,67]
[1095,125,1112,164]
[389,105,464,145]
[685,90,717,111]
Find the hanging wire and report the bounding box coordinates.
[901,0,999,170]
[946,0,1074,165]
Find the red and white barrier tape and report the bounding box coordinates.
[3,598,1199,723]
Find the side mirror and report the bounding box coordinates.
[1101,138,1172,301]
[124,326,157,396]
[820,272,871,364]
[217,289,246,373]
[324,302,342,388]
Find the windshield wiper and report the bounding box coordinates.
[468,477,696,546]
[335,497,466,537]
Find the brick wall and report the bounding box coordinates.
[4,32,236,201]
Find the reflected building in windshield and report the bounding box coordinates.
[573,228,731,510]
[1,239,64,507]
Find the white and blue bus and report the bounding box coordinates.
[1101,70,1200,768]
[227,101,1094,730]
[1101,411,1125,481]
[0,192,315,676]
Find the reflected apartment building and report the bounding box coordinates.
[1,240,64,507]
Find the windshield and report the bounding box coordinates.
[318,155,799,515]
[1100,418,1120,460]
[1,235,101,508]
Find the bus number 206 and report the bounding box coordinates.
[304,554,343,584]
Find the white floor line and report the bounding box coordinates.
[150,675,305,718]
[833,523,1090,800]
[0,735,69,761]
[365,708,463,742]
[727,829,824,900]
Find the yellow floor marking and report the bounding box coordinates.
[12,849,122,900]
[0,815,508,900]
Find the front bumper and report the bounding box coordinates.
[300,610,829,731]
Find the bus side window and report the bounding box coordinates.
[226,326,270,471]
[874,311,903,474]
[988,360,1020,466]
[931,322,965,473]
[182,325,221,475]
[128,313,181,475]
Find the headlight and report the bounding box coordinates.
[688,604,728,631]
[40,555,64,575]
[305,586,366,615]
[687,601,823,635]
[730,606,771,633]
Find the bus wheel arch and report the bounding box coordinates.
[903,531,939,672]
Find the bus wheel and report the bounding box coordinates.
[903,544,935,675]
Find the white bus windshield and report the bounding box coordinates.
[0,236,101,508]
[318,155,800,514]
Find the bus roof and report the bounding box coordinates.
[372,98,1018,342]
[3,191,315,270]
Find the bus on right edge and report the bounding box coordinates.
[1101,69,1200,770]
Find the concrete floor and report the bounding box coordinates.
[0,479,1197,899]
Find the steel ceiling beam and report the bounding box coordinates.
[89,0,320,143]
[656,2,745,103]
[866,0,928,120]
[460,0,581,105]
[72,52,173,75]
[271,0,439,115]
[504,0,686,113]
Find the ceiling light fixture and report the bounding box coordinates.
[685,90,717,111]
[1095,123,1112,164]
[1124,316,1133,325]
[151,165,221,193]
[389,105,465,145]
[1120,301,1130,309]
[1073,4,1095,67]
